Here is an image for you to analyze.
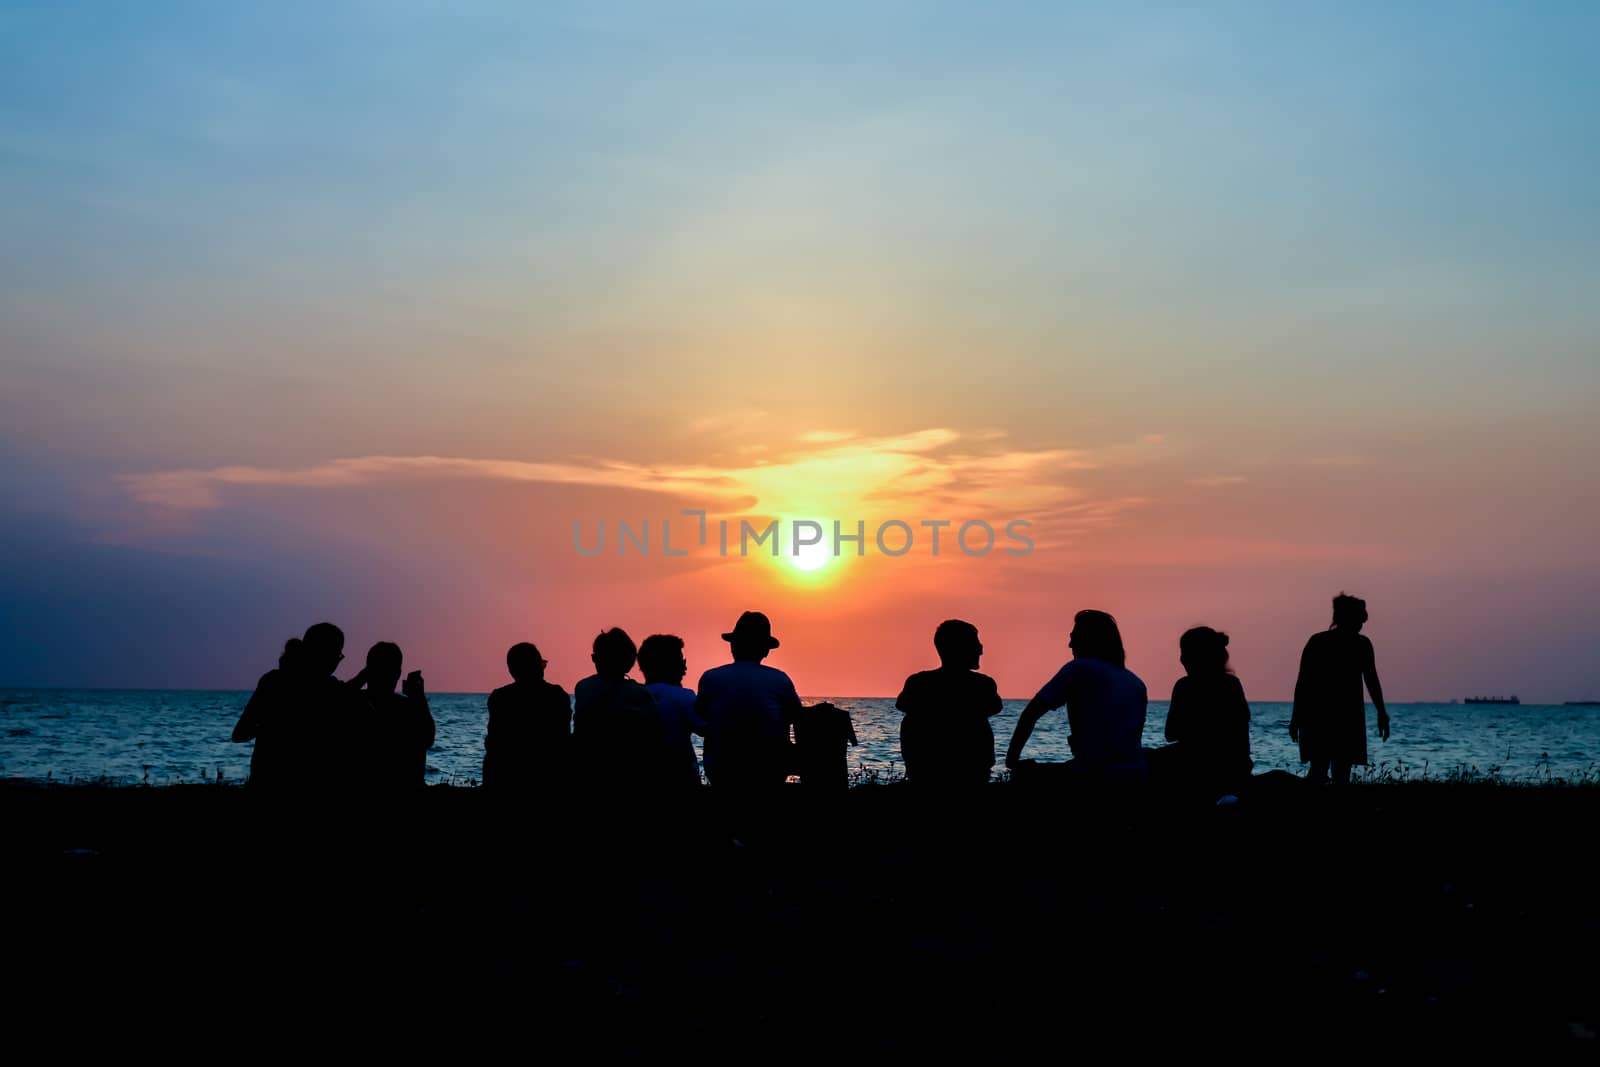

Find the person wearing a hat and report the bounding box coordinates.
[693,611,804,794]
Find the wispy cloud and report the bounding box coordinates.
[795,429,856,444]
[120,428,1148,539]
[687,409,770,436]
[120,456,747,513]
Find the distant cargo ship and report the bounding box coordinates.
[1465,695,1520,705]
[1566,700,1600,707]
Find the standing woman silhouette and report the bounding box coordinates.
[1290,594,1391,785]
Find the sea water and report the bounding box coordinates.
[1,689,1594,786]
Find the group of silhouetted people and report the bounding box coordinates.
[231,622,435,791]
[233,593,1391,797]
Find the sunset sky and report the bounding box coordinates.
[3,3,1598,701]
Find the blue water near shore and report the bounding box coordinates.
[1,689,1595,786]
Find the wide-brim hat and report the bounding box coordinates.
[721,610,780,649]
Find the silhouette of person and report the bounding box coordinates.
[347,641,435,789]
[573,628,662,788]
[483,642,572,789]
[232,637,302,788]
[895,620,1003,786]
[1161,626,1252,801]
[233,623,359,789]
[638,634,704,789]
[793,701,857,788]
[694,611,803,793]
[1290,593,1390,786]
[1005,610,1148,782]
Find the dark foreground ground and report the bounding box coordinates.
[5,778,1598,1060]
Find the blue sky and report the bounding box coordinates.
[2,3,1597,696]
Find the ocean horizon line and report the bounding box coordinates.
[4,684,1588,706]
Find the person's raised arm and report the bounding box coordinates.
[1362,637,1390,742]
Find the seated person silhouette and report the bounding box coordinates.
[1158,626,1252,802]
[895,620,1004,787]
[573,628,662,789]
[1290,593,1391,786]
[793,701,858,788]
[348,641,436,790]
[638,634,704,789]
[1006,610,1148,784]
[483,642,572,790]
[694,611,803,793]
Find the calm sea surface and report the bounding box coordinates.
[1,689,1595,785]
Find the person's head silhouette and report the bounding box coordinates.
[721,611,780,663]
[591,628,637,679]
[933,619,982,670]
[1179,626,1230,676]
[301,622,345,677]
[506,642,547,684]
[365,641,403,693]
[278,637,303,672]
[1331,593,1367,631]
[1068,610,1126,668]
[638,634,687,686]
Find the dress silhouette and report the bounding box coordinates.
[1290,594,1390,785]
[483,642,572,789]
[896,620,1003,786]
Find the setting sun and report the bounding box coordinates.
[788,530,832,572]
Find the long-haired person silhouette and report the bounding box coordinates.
[1005,610,1148,782]
[1290,594,1390,785]
[1161,626,1252,801]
